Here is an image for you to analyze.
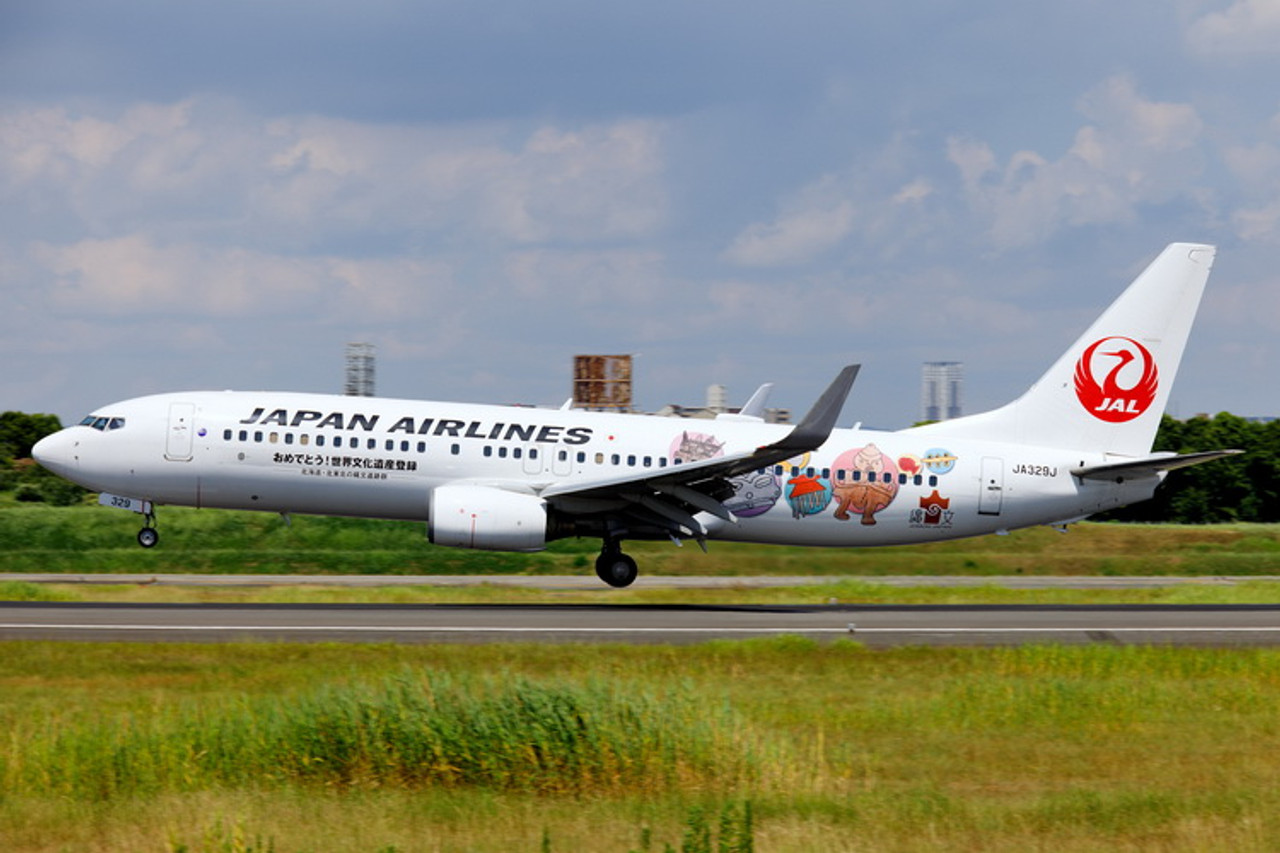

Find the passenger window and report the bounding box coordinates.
[385,440,394,451]
[269,432,279,444]
[284,434,294,445]
[366,438,376,450]
[498,447,507,458]
[643,456,651,467]
[577,452,586,463]
[483,446,493,457]
[659,458,667,467]
[559,450,568,462]
[611,454,620,465]
[898,473,906,485]
[929,475,938,487]
[451,444,460,455]
[315,435,325,447]
[239,430,248,441]
[254,431,263,442]
[595,453,605,464]
[627,455,636,466]
[223,429,232,441]
[300,434,310,446]
[417,442,426,453]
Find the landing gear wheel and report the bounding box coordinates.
[595,550,638,588]
[137,527,159,548]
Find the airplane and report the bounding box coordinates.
[33,242,1240,587]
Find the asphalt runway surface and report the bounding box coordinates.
[5,601,1280,647]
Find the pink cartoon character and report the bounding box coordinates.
[831,443,899,525]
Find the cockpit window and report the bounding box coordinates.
[78,415,126,431]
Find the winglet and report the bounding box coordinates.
[767,365,859,455]
[738,383,774,418]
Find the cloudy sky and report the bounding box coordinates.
[3,0,1278,427]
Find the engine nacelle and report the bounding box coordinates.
[428,484,549,552]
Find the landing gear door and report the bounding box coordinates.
[979,456,1004,516]
[165,402,196,461]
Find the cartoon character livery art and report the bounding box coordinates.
[34,244,1240,587]
[831,443,899,525]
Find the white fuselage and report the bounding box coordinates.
[35,389,1157,548]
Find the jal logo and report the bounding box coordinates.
[1073,336,1158,423]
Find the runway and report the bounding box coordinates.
[4,601,1280,646]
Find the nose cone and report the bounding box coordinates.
[32,431,79,480]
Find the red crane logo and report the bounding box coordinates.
[1073,336,1159,423]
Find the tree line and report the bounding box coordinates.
[2,410,1278,522]
[1103,413,1280,524]
[0,411,86,505]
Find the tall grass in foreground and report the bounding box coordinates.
[7,641,1280,850]
[2,671,752,801]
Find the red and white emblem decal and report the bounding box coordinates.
[1073,336,1158,423]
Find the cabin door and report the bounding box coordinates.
[978,456,1004,516]
[165,403,196,461]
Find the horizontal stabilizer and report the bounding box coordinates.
[1071,449,1242,481]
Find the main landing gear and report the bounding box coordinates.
[595,543,639,588]
[137,512,159,548]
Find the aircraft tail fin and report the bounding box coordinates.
[908,243,1216,457]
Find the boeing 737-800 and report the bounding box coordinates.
[34,243,1238,587]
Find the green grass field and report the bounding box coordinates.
[3,500,1280,580]
[3,640,1280,851]
[5,506,1280,850]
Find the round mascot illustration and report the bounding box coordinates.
[831,443,899,525]
[726,471,782,518]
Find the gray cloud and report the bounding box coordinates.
[2,1,1277,425]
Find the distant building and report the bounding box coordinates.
[654,384,791,424]
[572,354,634,412]
[345,343,376,397]
[921,362,963,422]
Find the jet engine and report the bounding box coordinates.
[428,484,549,551]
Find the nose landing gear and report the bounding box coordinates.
[137,512,159,548]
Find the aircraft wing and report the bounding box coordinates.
[1070,449,1243,481]
[539,365,859,539]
